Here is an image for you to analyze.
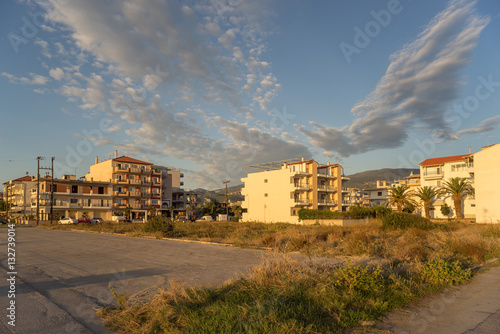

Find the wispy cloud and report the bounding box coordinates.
[297,0,489,157]
[456,115,500,137]
[1,72,50,85]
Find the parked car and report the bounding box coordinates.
[195,215,214,222]
[58,218,77,225]
[90,218,103,224]
[77,217,92,224]
[0,218,9,224]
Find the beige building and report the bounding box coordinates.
[419,153,475,219]
[85,151,162,220]
[3,175,36,217]
[362,180,390,207]
[473,144,500,223]
[34,174,113,220]
[241,158,349,224]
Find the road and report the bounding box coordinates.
[0,227,269,334]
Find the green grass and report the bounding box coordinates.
[97,256,473,334]
[39,219,500,333]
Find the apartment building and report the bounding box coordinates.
[343,188,364,207]
[2,175,36,217]
[362,180,390,207]
[241,158,349,224]
[419,153,475,219]
[34,174,113,220]
[472,144,500,223]
[85,151,162,220]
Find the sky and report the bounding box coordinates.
[1,0,500,191]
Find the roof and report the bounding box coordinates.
[419,154,470,166]
[317,163,340,169]
[113,156,152,165]
[13,175,32,182]
[286,159,314,166]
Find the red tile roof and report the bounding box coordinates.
[13,175,33,182]
[113,156,152,165]
[317,164,340,169]
[419,154,470,166]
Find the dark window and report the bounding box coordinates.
[72,185,78,193]
[378,192,382,196]
[70,199,78,204]
[98,186,104,194]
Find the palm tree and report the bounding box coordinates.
[414,186,441,219]
[384,185,417,212]
[168,206,175,220]
[185,205,193,220]
[440,177,474,219]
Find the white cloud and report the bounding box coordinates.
[34,39,51,58]
[1,72,49,85]
[456,115,500,137]
[298,0,489,157]
[49,68,64,80]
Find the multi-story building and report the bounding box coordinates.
[33,174,113,220]
[2,175,35,217]
[343,188,363,207]
[85,151,162,220]
[470,144,500,223]
[362,180,390,207]
[419,153,475,219]
[241,158,350,224]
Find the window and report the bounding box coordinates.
[98,186,104,194]
[264,193,268,197]
[70,199,78,204]
[471,204,476,207]
[264,179,268,183]
[378,192,382,196]
[71,185,78,193]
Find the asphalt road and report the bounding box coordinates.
[0,227,270,334]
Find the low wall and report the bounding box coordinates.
[302,217,370,227]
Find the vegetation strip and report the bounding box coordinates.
[38,216,500,332]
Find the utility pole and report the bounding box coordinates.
[37,156,41,226]
[50,157,54,224]
[223,180,230,219]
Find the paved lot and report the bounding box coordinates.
[0,227,270,333]
[371,265,500,334]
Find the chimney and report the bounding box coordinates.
[469,146,471,154]
[327,162,330,166]
[95,156,99,164]
[114,150,118,158]
[301,157,305,162]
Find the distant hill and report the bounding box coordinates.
[346,168,419,189]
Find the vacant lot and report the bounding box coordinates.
[39,219,500,333]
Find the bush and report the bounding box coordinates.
[382,212,436,230]
[143,216,174,235]
[298,209,346,220]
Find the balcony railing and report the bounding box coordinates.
[318,200,336,206]
[294,197,310,205]
[294,183,310,190]
[129,179,142,185]
[318,185,335,191]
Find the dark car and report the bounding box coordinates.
[77,217,92,224]
[0,218,8,225]
[90,218,103,224]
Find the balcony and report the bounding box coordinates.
[294,183,310,191]
[317,173,336,179]
[115,179,128,184]
[423,171,443,180]
[114,191,129,196]
[129,191,142,197]
[318,200,336,206]
[129,167,146,174]
[318,185,336,192]
[129,179,142,185]
[294,197,310,206]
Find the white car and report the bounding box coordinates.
[58,217,77,225]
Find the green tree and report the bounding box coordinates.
[440,203,451,218]
[230,205,242,218]
[440,177,474,219]
[0,200,6,211]
[414,186,441,219]
[82,211,89,218]
[124,205,132,220]
[384,185,417,212]
[149,206,157,218]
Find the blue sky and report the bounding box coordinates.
[1,0,499,190]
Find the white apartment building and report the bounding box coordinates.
[473,144,500,223]
[419,154,475,219]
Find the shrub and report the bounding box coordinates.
[441,203,451,217]
[382,212,436,230]
[143,216,174,235]
[348,206,374,219]
[298,209,346,220]
[424,256,472,284]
